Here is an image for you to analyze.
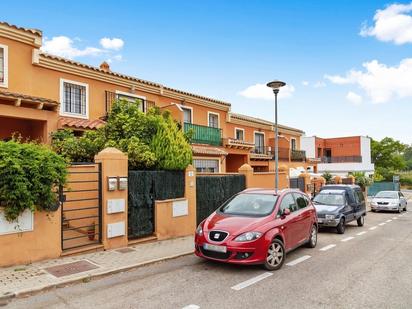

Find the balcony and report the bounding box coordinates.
[250,147,291,161]
[224,138,255,150]
[291,149,306,162]
[105,91,155,117]
[184,123,222,146]
[319,156,362,163]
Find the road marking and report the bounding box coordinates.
[369,226,378,230]
[319,244,336,251]
[286,255,311,266]
[378,222,386,226]
[231,272,273,291]
[393,217,398,220]
[356,231,367,236]
[182,305,200,309]
[386,219,392,223]
[341,237,354,242]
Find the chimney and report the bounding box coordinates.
[100,61,110,72]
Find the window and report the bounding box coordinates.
[193,159,219,173]
[235,128,244,141]
[254,132,265,154]
[208,112,219,128]
[278,193,298,216]
[116,91,144,112]
[355,190,365,203]
[60,79,88,118]
[219,194,278,217]
[0,44,8,88]
[294,193,308,209]
[291,138,297,150]
[182,107,192,123]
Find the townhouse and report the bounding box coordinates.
[0,21,312,176]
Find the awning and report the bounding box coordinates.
[59,117,106,130]
[191,145,228,156]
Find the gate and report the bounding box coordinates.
[290,177,305,192]
[60,163,102,251]
[196,174,245,224]
[368,181,400,196]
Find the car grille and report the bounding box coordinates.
[208,231,228,242]
[200,247,231,260]
[377,202,389,205]
[317,213,326,218]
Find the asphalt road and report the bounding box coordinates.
[6,205,412,309]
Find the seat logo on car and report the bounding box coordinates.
[214,233,220,239]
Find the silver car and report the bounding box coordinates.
[370,191,407,213]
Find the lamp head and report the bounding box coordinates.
[267,80,286,94]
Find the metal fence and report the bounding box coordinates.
[196,174,246,224]
[289,177,305,192]
[367,182,400,196]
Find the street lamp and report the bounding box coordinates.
[266,80,286,192]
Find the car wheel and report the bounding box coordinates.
[336,218,345,234]
[371,209,376,212]
[398,206,402,213]
[306,225,317,248]
[357,215,365,227]
[403,205,407,211]
[264,239,285,271]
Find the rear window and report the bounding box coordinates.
[219,193,278,217]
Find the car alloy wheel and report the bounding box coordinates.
[357,215,364,227]
[306,225,317,248]
[337,218,345,234]
[264,239,285,271]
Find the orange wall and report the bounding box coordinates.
[315,136,361,157]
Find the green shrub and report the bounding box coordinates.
[400,174,412,186]
[0,140,67,222]
[350,171,372,189]
[321,172,333,184]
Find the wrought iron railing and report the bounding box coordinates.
[184,123,222,146]
[250,147,290,160]
[291,149,306,162]
[319,156,362,163]
[105,91,155,116]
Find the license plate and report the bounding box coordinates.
[203,243,227,253]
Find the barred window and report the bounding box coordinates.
[0,48,4,83]
[63,82,87,116]
[193,159,219,173]
[116,93,144,112]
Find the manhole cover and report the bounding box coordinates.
[44,260,98,278]
[116,248,135,254]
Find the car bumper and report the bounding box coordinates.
[371,205,399,211]
[317,217,340,227]
[194,235,267,265]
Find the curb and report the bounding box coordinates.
[0,250,193,303]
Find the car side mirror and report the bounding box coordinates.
[282,208,291,216]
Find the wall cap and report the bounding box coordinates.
[95,147,127,160]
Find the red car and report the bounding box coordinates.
[195,188,318,270]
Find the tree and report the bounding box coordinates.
[51,99,192,170]
[403,145,412,170]
[371,137,406,180]
[321,172,333,184]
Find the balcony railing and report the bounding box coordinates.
[105,91,155,116]
[250,147,290,160]
[291,149,306,162]
[184,123,222,146]
[319,156,362,163]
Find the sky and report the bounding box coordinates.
[3,1,412,143]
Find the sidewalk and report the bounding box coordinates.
[0,236,193,301]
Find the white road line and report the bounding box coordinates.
[341,237,354,242]
[319,244,336,251]
[286,255,311,266]
[393,217,398,220]
[386,219,392,223]
[378,222,386,226]
[357,231,367,236]
[231,272,273,291]
[182,305,200,309]
[369,226,378,230]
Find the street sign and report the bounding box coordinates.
[393,175,400,182]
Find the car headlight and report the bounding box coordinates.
[196,224,203,236]
[325,215,335,220]
[371,201,377,206]
[235,232,262,242]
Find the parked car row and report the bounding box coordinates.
[194,185,406,271]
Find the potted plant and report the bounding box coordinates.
[87,223,96,241]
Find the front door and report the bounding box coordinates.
[254,132,265,154]
[277,193,300,250]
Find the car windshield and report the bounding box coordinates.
[375,191,398,199]
[313,193,344,206]
[219,193,278,217]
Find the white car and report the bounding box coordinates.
[371,191,407,213]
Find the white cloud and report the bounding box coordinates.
[100,37,124,50]
[360,2,412,44]
[113,54,123,61]
[325,58,412,103]
[313,81,326,88]
[302,80,309,86]
[238,83,295,101]
[346,91,363,104]
[41,36,104,59]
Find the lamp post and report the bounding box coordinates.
[266,80,286,192]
